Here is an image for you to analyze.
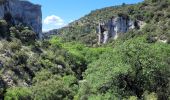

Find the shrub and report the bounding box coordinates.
[143,91,158,100]
[31,79,72,100]
[9,39,22,52]
[12,51,28,65]
[10,26,36,44]
[0,20,8,38]
[20,28,36,44]
[4,87,31,100]
[32,69,54,84]
[82,37,170,99]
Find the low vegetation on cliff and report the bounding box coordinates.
[0,0,170,100]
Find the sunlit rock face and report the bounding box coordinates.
[0,0,42,38]
[98,15,142,44]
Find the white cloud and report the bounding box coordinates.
[43,15,64,26]
[43,15,68,32]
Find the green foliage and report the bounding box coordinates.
[49,37,109,79]
[32,69,54,83]
[19,28,36,43]
[31,70,77,100]
[143,91,158,100]
[1,0,170,100]
[80,37,170,99]
[12,51,28,65]
[10,26,36,44]
[62,75,77,87]
[32,79,72,100]
[56,0,170,46]
[49,36,62,48]
[128,96,138,100]
[4,87,31,100]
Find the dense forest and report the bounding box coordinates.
[0,0,170,100]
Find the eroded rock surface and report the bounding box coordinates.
[98,15,144,44]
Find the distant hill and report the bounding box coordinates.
[56,0,170,46]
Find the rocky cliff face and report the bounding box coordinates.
[0,0,42,37]
[98,16,143,44]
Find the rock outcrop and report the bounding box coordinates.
[98,15,143,44]
[0,0,42,37]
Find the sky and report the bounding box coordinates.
[29,0,144,32]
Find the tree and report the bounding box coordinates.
[4,87,31,100]
[82,37,170,99]
[0,20,8,38]
[20,28,36,44]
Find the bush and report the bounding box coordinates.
[32,79,72,100]
[20,28,36,44]
[82,37,170,99]
[32,69,54,84]
[9,39,22,52]
[0,20,8,38]
[143,91,158,100]
[4,87,31,100]
[12,51,28,65]
[10,26,36,44]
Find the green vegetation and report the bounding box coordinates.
[5,87,31,100]
[59,0,170,46]
[0,0,170,100]
[81,37,170,99]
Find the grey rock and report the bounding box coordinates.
[57,65,63,69]
[98,16,143,44]
[0,0,42,38]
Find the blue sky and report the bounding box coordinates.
[29,0,143,32]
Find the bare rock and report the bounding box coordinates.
[97,15,145,44]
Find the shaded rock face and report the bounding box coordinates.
[0,0,42,37]
[98,16,141,44]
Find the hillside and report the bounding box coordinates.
[0,0,170,100]
[59,0,170,46]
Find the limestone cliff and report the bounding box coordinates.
[98,15,143,44]
[0,0,42,37]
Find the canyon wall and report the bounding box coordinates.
[0,0,42,37]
